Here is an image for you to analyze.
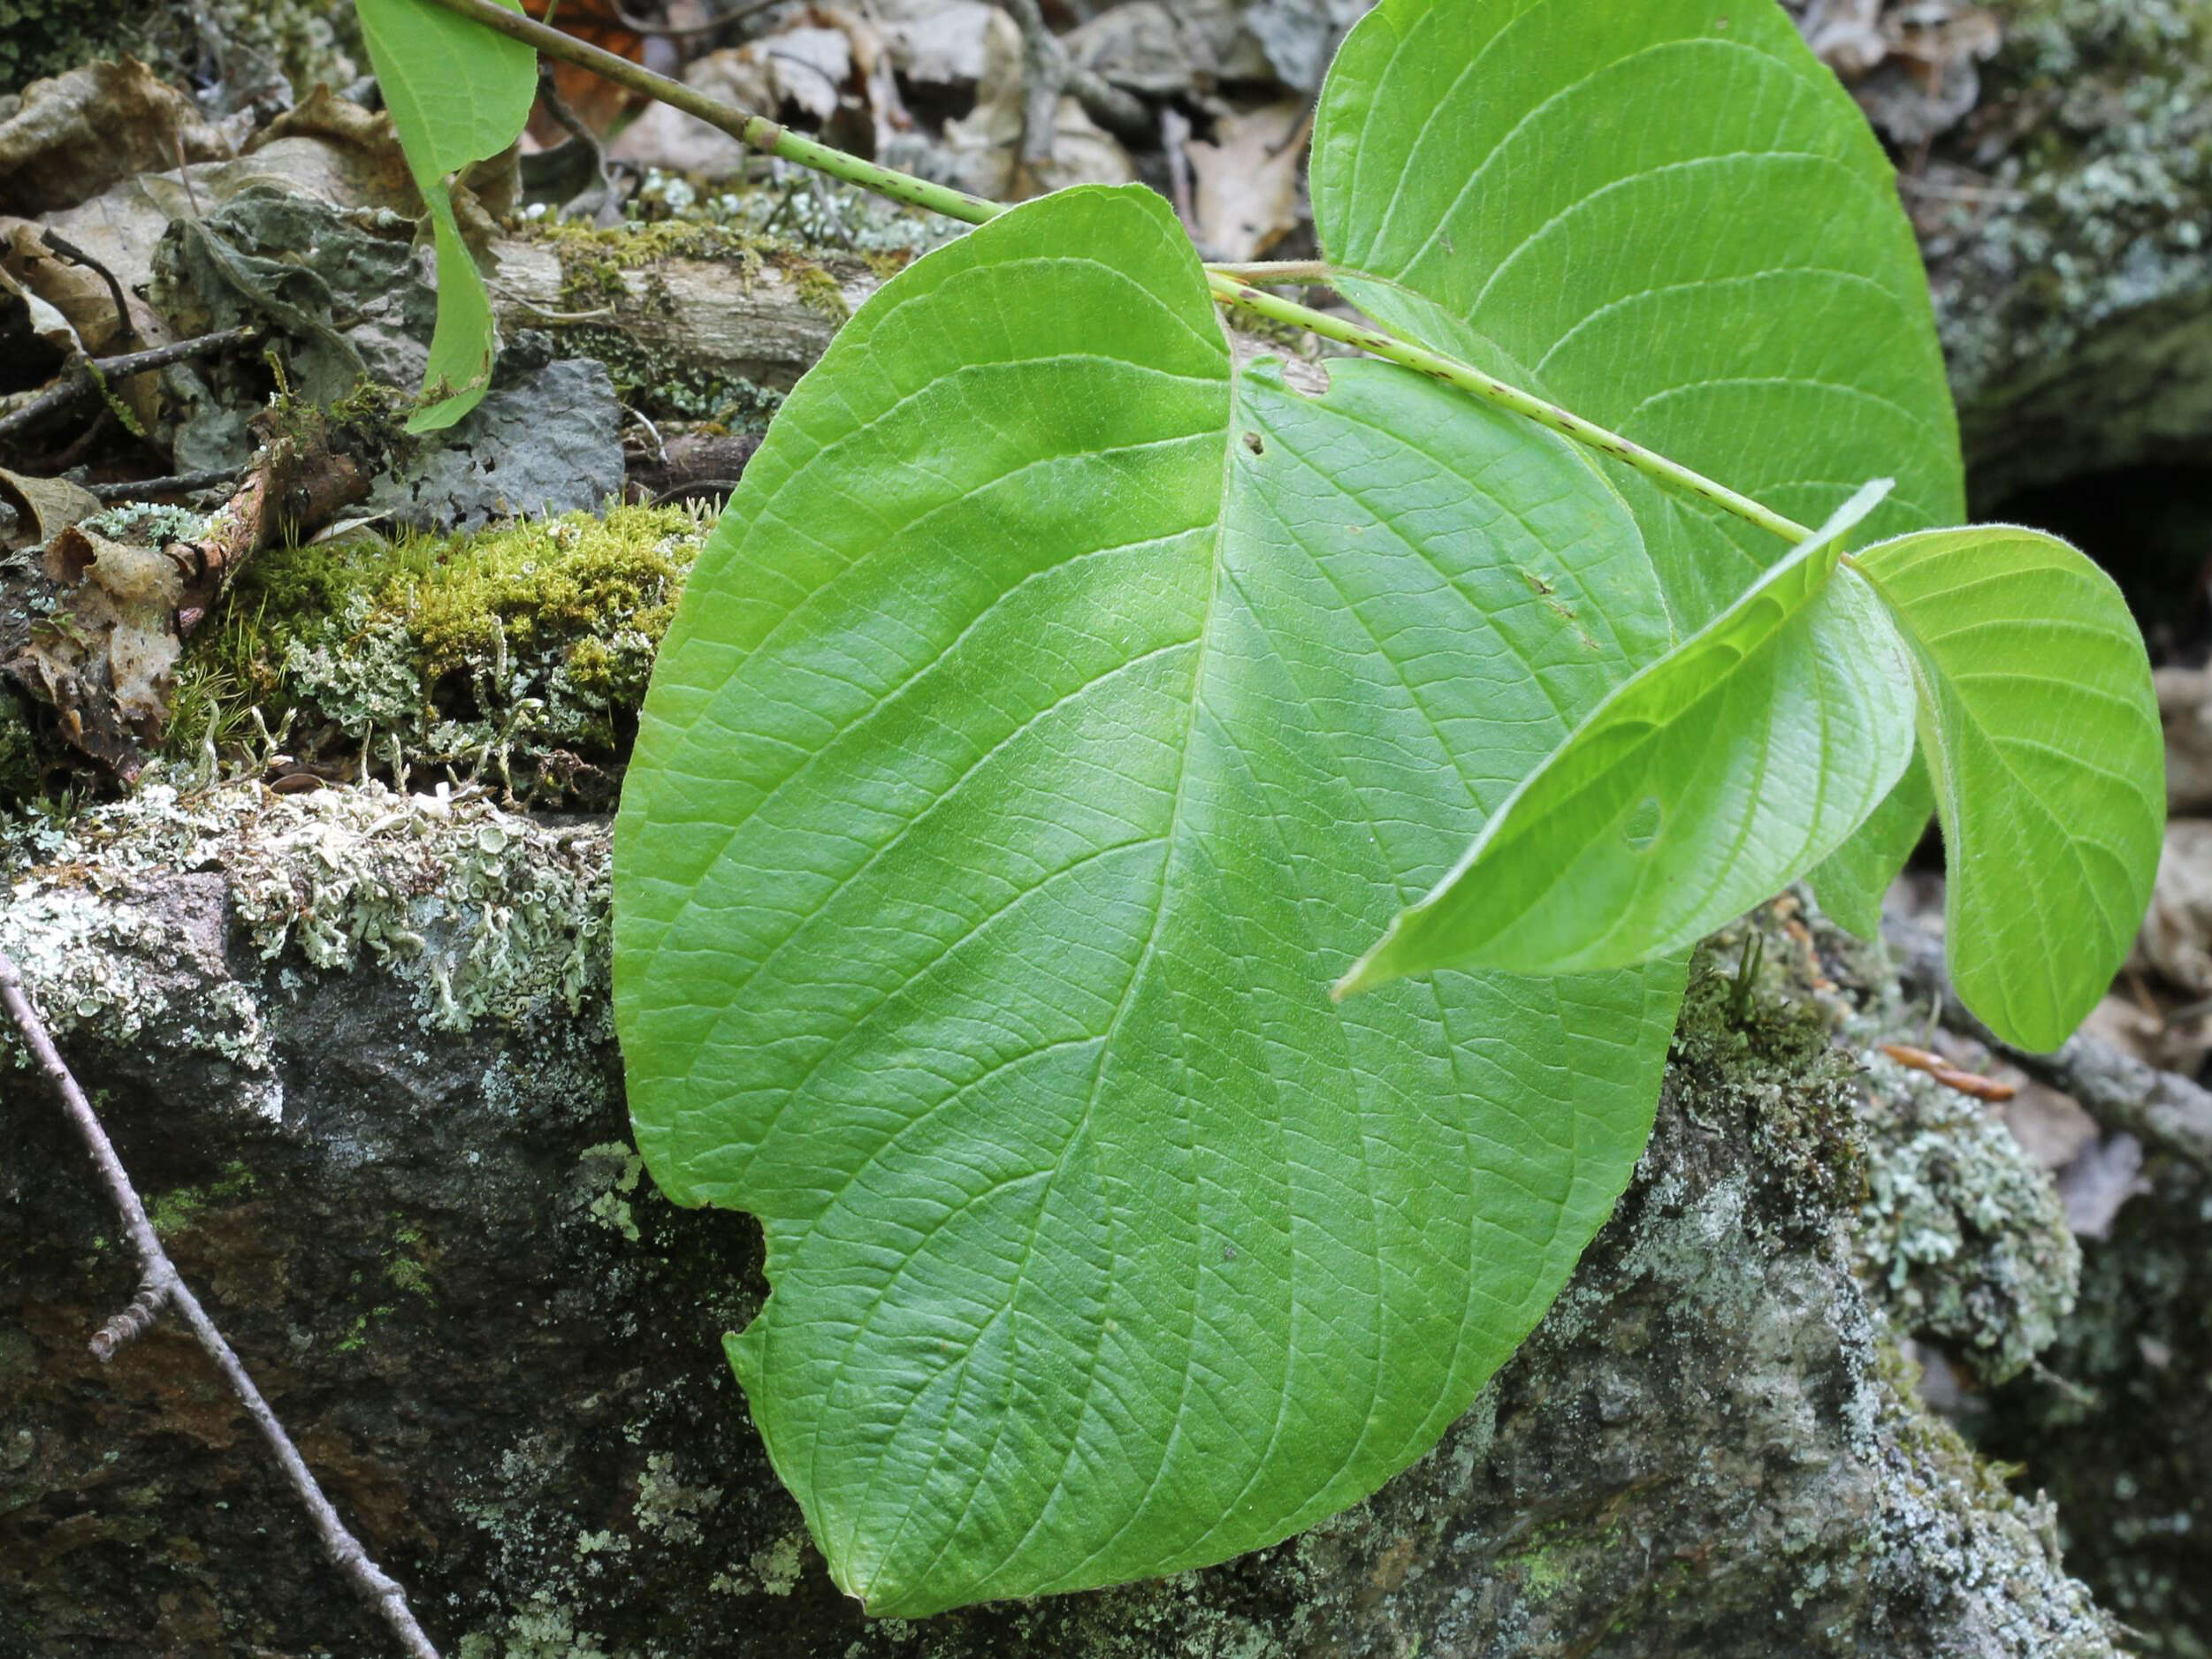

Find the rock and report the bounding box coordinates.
[368,351,627,532]
[1845,0,2212,498]
[1983,1155,2212,1653]
[0,790,2119,1656]
[2133,819,2212,997]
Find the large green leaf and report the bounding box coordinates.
[1853,527,2163,1050]
[614,184,1685,1614]
[1338,483,1916,990]
[355,0,535,431]
[1308,0,1967,955]
[1309,0,1964,635]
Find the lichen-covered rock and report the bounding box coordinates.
[1912,0,2212,498]
[0,790,2118,1656]
[1982,1159,2212,1654]
[1852,1053,2081,1385]
[164,504,709,810]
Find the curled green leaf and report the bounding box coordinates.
[1338,481,1916,992]
[1807,758,1934,940]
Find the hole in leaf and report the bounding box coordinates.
[1623,795,1662,851]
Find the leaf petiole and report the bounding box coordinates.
[1203,274,1817,547]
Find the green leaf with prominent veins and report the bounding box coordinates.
[355,0,534,431]
[1852,527,2163,1051]
[614,184,1686,1614]
[1309,0,1964,630]
[1339,483,1917,990]
[1309,0,1967,944]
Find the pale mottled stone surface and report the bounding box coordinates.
[0,789,2114,1656]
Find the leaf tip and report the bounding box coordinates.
[1331,939,1395,1001]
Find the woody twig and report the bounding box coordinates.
[0,947,442,1659]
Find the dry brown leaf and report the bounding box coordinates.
[1801,0,2003,146]
[4,415,366,777]
[0,467,98,554]
[14,525,188,772]
[243,87,424,217]
[1186,101,1308,262]
[873,0,1000,87]
[934,7,1133,201]
[1064,0,1272,96]
[0,221,174,432]
[0,59,232,217]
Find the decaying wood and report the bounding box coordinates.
[489,237,882,387]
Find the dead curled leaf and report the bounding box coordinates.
[14,524,187,773]
[1797,0,2002,146]
[1186,100,1309,262]
[0,466,98,553]
[0,58,233,217]
[2,415,367,777]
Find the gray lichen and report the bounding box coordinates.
[1,772,607,1042]
[1854,1053,2081,1384]
[1923,0,2212,493]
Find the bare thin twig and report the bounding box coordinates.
[0,326,263,444]
[0,949,442,1659]
[997,0,1150,165]
[1889,919,2212,1173]
[88,468,245,503]
[40,232,139,352]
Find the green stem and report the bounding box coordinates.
[1206,260,1333,286]
[417,0,1814,547]
[417,0,1004,227]
[1207,275,1815,544]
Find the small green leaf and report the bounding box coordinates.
[1339,482,1917,991]
[1853,526,2163,1050]
[615,184,1684,1615]
[355,0,536,431]
[1807,758,1934,940]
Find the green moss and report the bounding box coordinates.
[145,1161,256,1236]
[536,323,789,426]
[333,1304,397,1355]
[386,1221,434,1299]
[789,259,850,322]
[0,693,49,805]
[520,217,767,289]
[164,504,710,808]
[1671,918,1868,1229]
[0,0,153,95]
